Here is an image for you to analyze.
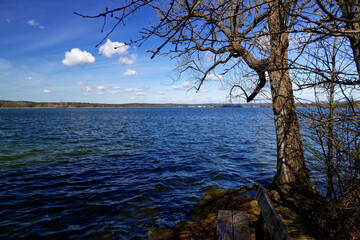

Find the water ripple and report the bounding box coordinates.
[0,108,277,239]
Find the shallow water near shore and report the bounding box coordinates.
[0,107,277,239]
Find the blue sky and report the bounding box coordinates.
[0,0,231,104]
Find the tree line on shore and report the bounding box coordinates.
[1,100,359,109]
[0,100,217,108]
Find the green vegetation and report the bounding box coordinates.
[147,183,360,239]
[147,184,321,240]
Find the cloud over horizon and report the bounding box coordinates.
[205,74,224,81]
[97,86,108,90]
[62,48,95,67]
[84,86,93,92]
[119,54,137,65]
[99,39,137,67]
[134,92,145,96]
[125,86,150,92]
[78,81,87,86]
[123,69,137,76]
[173,81,192,90]
[99,39,130,58]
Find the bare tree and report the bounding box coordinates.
[76,0,310,185]
[290,28,360,237]
[296,36,346,197]
[295,0,360,79]
[318,0,360,77]
[289,0,360,194]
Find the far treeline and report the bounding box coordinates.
[0,100,261,108]
[0,100,359,109]
[0,100,212,108]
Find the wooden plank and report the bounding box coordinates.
[217,210,233,240]
[217,210,250,240]
[233,211,251,240]
[256,185,290,240]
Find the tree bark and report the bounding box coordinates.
[268,0,309,185]
[335,0,360,77]
[325,36,338,198]
[349,37,360,78]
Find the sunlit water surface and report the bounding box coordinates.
[0,108,277,239]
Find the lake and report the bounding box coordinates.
[0,107,277,239]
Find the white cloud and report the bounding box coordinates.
[123,69,137,76]
[119,54,137,65]
[96,92,104,95]
[173,86,183,90]
[25,77,33,80]
[125,86,150,92]
[43,89,50,93]
[158,91,165,95]
[84,86,93,92]
[206,74,224,81]
[182,81,192,88]
[6,18,11,23]
[113,86,121,89]
[99,39,129,58]
[62,48,95,67]
[218,84,228,91]
[173,81,193,90]
[205,52,216,61]
[130,96,136,100]
[27,19,36,26]
[255,35,270,51]
[110,90,120,94]
[27,19,44,29]
[97,86,108,90]
[135,92,145,96]
[78,81,87,86]
[126,88,142,92]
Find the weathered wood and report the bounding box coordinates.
[217,210,250,240]
[217,210,233,240]
[256,185,290,240]
[233,211,251,240]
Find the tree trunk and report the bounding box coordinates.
[325,36,338,198]
[268,0,309,185]
[336,0,360,77]
[269,66,308,184]
[349,37,360,78]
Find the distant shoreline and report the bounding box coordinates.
[0,100,273,109]
[1,100,357,109]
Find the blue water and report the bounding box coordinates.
[0,107,277,239]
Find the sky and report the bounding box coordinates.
[0,0,231,104]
